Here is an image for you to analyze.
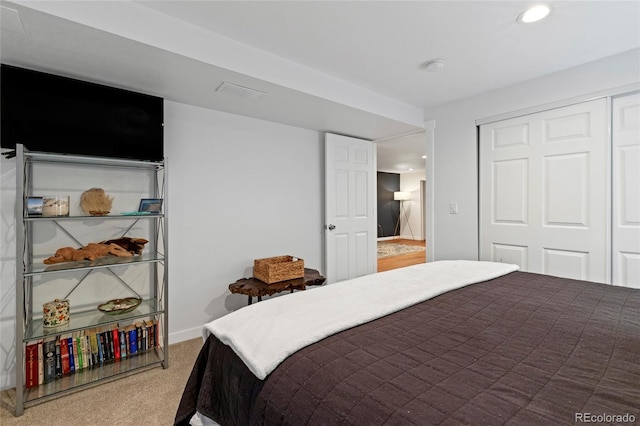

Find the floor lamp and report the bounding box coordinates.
[393,191,415,240]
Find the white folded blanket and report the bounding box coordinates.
[204,260,519,379]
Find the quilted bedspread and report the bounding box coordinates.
[175,271,640,425]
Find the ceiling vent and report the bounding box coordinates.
[1,6,26,34]
[215,82,267,100]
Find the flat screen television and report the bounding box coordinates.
[1,64,163,161]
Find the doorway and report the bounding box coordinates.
[375,131,427,271]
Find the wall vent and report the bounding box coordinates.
[215,82,266,100]
[1,6,26,34]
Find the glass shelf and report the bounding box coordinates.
[25,150,164,169]
[25,299,164,342]
[24,348,165,405]
[24,213,163,221]
[25,252,165,276]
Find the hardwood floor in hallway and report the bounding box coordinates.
[377,239,426,272]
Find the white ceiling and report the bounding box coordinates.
[135,1,640,110]
[2,1,639,173]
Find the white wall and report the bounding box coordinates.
[399,171,424,241]
[164,101,324,343]
[425,48,640,262]
[0,100,324,389]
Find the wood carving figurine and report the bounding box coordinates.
[43,237,148,264]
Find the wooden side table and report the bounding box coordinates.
[229,268,325,305]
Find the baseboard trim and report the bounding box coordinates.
[168,325,204,345]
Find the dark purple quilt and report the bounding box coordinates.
[175,271,640,425]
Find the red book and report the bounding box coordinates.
[112,328,120,359]
[60,338,70,374]
[25,341,39,388]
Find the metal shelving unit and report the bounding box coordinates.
[14,144,169,415]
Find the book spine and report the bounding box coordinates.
[142,325,147,352]
[60,338,70,374]
[55,337,62,377]
[98,333,107,363]
[43,339,56,383]
[155,319,162,349]
[67,337,75,373]
[119,329,127,358]
[75,336,83,370]
[136,323,142,353]
[25,342,39,388]
[112,327,121,360]
[126,329,131,355]
[89,333,99,365]
[85,335,90,367]
[37,340,44,385]
[106,329,114,361]
[128,327,137,354]
[149,320,156,348]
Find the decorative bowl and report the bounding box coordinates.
[97,297,141,315]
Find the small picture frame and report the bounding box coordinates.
[138,198,163,213]
[27,197,43,215]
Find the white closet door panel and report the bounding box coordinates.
[493,159,529,224]
[543,248,589,280]
[480,117,533,272]
[544,153,590,227]
[613,93,640,288]
[480,99,608,282]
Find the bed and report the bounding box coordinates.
[175,261,640,425]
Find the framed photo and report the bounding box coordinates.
[138,198,163,213]
[27,197,43,215]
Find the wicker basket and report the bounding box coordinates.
[254,255,304,284]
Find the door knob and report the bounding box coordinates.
[326,224,336,230]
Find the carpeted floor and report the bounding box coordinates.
[377,241,426,258]
[0,337,203,426]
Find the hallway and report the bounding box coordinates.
[377,239,426,272]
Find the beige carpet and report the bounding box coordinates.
[377,241,425,258]
[0,337,203,426]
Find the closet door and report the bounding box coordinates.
[479,99,608,282]
[612,93,640,288]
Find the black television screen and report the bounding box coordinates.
[1,64,163,161]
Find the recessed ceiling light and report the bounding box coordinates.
[421,155,427,159]
[517,5,551,23]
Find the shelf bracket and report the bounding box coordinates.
[52,220,85,247]
[106,267,143,300]
[62,269,93,300]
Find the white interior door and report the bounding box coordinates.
[612,93,640,288]
[325,133,376,283]
[480,99,608,282]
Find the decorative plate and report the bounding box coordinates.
[97,297,142,315]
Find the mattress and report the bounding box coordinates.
[175,266,640,425]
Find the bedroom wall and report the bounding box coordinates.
[163,101,324,343]
[0,100,324,390]
[425,48,640,262]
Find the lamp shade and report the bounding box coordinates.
[394,191,411,201]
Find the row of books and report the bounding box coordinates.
[25,319,160,388]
